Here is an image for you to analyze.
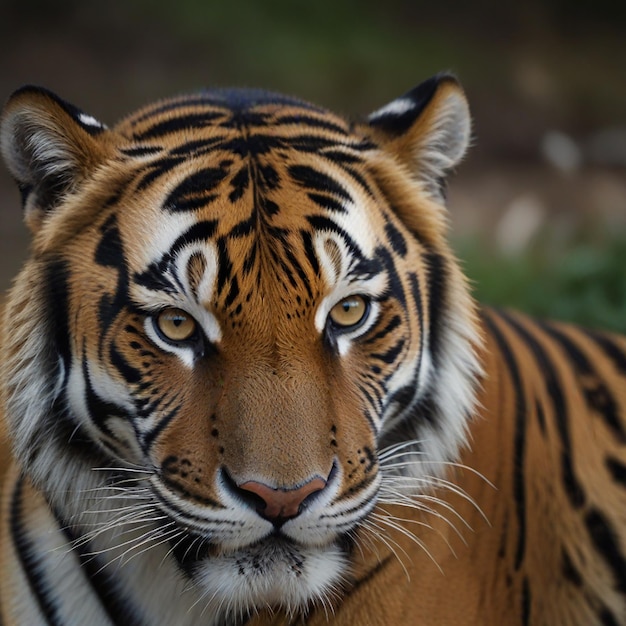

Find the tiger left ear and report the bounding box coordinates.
[0,86,109,233]
[367,74,471,201]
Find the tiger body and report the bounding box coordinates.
[0,76,625,625]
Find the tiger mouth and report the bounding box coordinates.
[171,529,350,574]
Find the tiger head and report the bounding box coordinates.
[0,76,481,615]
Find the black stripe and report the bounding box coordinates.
[165,167,227,212]
[499,311,586,509]
[585,508,626,594]
[301,230,320,277]
[424,250,447,366]
[133,220,218,295]
[11,475,62,624]
[274,114,348,135]
[43,259,72,373]
[110,344,142,385]
[483,311,527,570]
[119,146,162,157]
[305,215,362,260]
[409,271,425,380]
[142,404,181,452]
[288,165,353,203]
[363,314,402,345]
[216,237,233,297]
[561,547,583,586]
[606,456,626,487]
[599,607,621,626]
[372,338,406,365]
[169,136,226,157]
[133,112,224,140]
[82,352,128,433]
[384,217,408,257]
[306,192,347,214]
[135,156,185,191]
[229,165,250,202]
[540,321,626,442]
[585,329,626,375]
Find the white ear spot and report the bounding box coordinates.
[77,112,106,130]
[368,97,416,122]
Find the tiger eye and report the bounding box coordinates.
[156,308,197,342]
[328,296,368,329]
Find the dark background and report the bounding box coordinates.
[2,0,625,329]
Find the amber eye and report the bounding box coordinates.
[155,308,198,343]
[328,296,369,329]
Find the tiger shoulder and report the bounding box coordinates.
[0,75,625,625]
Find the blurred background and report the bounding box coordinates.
[1,0,625,330]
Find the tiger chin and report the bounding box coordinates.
[1,74,626,626]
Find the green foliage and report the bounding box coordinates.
[458,234,626,333]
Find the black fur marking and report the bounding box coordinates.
[368,74,455,136]
[372,338,406,366]
[599,608,621,626]
[142,405,182,453]
[409,271,425,377]
[9,85,105,135]
[540,321,626,443]
[305,215,362,259]
[43,259,73,373]
[375,245,405,307]
[384,216,408,257]
[133,112,224,140]
[135,156,186,191]
[274,114,348,134]
[216,237,233,298]
[585,508,626,594]
[500,312,586,510]
[95,216,130,343]
[585,329,626,375]
[301,230,320,277]
[306,192,347,214]
[484,312,527,571]
[82,351,128,435]
[288,165,353,203]
[606,457,626,487]
[561,548,583,586]
[133,220,218,295]
[119,146,162,157]
[363,314,402,345]
[165,167,228,212]
[169,136,226,158]
[110,344,142,385]
[229,165,251,203]
[424,250,446,367]
[10,475,63,624]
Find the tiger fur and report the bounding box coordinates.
[0,75,625,625]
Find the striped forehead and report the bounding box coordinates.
[114,92,385,300]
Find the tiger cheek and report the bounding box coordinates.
[148,371,224,500]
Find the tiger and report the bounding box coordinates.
[0,72,625,626]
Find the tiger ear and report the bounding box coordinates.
[367,74,471,201]
[0,86,109,233]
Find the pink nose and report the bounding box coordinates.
[238,477,327,522]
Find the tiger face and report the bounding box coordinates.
[0,76,481,616]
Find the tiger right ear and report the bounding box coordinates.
[0,86,109,233]
[367,74,471,202]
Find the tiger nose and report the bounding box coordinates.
[238,477,327,524]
